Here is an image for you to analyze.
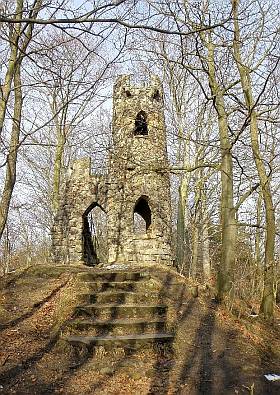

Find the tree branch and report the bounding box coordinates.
[235,183,260,211]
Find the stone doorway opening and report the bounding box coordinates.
[133,196,152,234]
[82,203,107,266]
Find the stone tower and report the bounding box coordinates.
[52,74,172,266]
[106,75,172,265]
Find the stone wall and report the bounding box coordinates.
[51,158,108,264]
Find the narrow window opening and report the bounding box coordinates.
[152,89,161,101]
[122,88,132,98]
[133,197,151,234]
[134,111,148,136]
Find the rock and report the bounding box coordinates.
[99,367,114,375]
[128,371,142,380]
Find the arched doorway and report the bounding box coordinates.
[133,196,152,234]
[82,203,107,266]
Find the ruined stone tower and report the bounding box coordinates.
[52,75,172,266]
[106,75,171,264]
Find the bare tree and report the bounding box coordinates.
[0,0,44,240]
[232,0,278,318]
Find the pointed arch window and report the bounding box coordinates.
[134,111,148,136]
[133,196,151,233]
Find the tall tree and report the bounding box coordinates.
[0,0,43,240]
[232,0,278,318]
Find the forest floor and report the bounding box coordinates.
[0,264,279,395]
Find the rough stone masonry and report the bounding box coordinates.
[52,74,172,266]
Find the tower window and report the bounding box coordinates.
[134,111,148,136]
[152,89,161,101]
[122,88,132,98]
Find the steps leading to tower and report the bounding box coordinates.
[79,290,161,304]
[61,268,174,355]
[65,333,174,349]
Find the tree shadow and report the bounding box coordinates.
[148,270,191,394]
[0,332,60,389]
[0,279,69,331]
[174,302,217,394]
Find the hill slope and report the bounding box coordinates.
[0,264,279,394]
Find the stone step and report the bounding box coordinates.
[83,281,143,292]
[65,317,167,336]
[74,304,168,320]
[79,291,161,304]
[78,271,149,282]
[65,332,174,350]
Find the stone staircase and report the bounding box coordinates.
[62,269,174,356]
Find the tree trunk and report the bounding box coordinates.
[3,226,11,274]
[232,0,276,318]
[204,34,236,300]
[190,170,202,279]
[255,191,262,265]
[52,128,66,214]
[252,111,276,318]
[0,0,43,241]
[50,83,69,215]
[191,220,199,278]
[176,176,191,274]
[0,63,22,239]
[0,0,23,136]
[201,177,211,280]
[202,219,211,280]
